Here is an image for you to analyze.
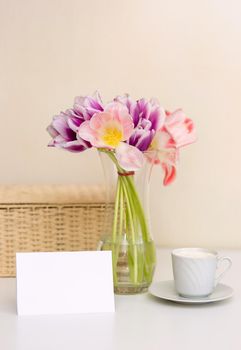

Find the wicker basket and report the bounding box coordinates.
[0,185,111,277]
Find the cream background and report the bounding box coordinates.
[0,0,241,247]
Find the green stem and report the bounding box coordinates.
[121,179,138,282]
[118,181,124,239]
[112,177,121,243]
[112,180,124,285]
[124,175,150,241]
[99,149,155,286]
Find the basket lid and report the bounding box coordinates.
[0,185,106,204]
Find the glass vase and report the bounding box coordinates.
[98,150,156,294]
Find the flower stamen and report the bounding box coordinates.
[102,127,123,147]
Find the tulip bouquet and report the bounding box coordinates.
[47,92,196,293]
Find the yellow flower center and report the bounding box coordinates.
[102,127,123,147]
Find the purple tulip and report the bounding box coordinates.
[114,94,165,151]
[47,92,103,153]
[47,111,91,152]
[73,91,104,120]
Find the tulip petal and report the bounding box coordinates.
[130,129,154,152]
[74,92,104,119]
[89,112,113,129]
[129,129,142,146]
[78,121,96,142]
[47,125,59,138]
[52,115,76,141]
[73,101,90,119]
[88,91,103,110]
[67,116,83,132]
[149,105,165,130]
[52,135,67,145]
[60,140,91,152]
[114,94,131,109]
[165,109,197,148]
[120,116,134,140]
[132,104,140,127]
[116,142,144,171]
[78,120,106,147]
[162,163,176,186]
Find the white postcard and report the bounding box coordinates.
[16,251,115,315]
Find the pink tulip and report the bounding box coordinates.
[164,109,196,148]
[146,109,196,185]
[146,130,179,185]
[78,102,144,171]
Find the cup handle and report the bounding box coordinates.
[215,256,232,286]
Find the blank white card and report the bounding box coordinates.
[16,251,115,315]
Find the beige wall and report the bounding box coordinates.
[1,0,241,247]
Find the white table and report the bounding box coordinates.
[0,249,240,350]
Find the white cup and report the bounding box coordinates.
[172,248,232,298]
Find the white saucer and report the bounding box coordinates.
[149,280,234,304]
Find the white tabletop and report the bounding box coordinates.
[0,249,240,350]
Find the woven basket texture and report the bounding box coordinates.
[0,185,112,277]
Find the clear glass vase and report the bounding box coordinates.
[98,150,156,294]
